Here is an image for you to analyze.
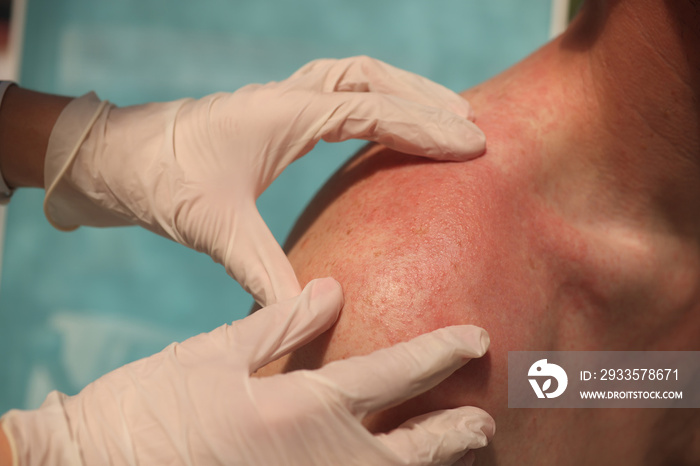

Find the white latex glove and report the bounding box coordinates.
[43,56,486,306]
[1,278,494,466]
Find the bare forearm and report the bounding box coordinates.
[0,85,72,189]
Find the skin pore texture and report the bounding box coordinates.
[256,1,700,464]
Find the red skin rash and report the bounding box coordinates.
[256,38,700,465]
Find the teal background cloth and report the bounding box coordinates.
[0,0,552,412]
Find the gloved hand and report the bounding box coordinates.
[1,278,494,466]
[43,56,486,306]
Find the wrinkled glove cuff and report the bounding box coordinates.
[43,92,115,230]
[1,392,83,466]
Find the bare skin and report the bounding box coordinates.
[0,85,71,190]
[0,427,10,466]
[257,1,700,464]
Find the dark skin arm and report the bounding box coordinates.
[0,424,11,466]
[0,84,72,190]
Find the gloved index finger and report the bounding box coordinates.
[224,204,302,307]
[311,325,490,419]
[227,278,343,373]
[310,92,485,161]
[285,56,475,121]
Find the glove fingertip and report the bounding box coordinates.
[308,277,344,324]
[467,104,477,122]
[310,277,343,301]
[453,407,495,450]
[472,410,496,443]
[478,327,491,356]
[442,123,487,162]
[442,325,491,358]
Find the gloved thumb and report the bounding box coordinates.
[223,204,302,306]
[226,277,344,373]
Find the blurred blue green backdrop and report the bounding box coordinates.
[1,0,553,412]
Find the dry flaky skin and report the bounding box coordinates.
[257,35,700,466]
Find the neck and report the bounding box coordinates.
[555,0,700,236]
[465,0,700,238]
[462,0,700,284]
